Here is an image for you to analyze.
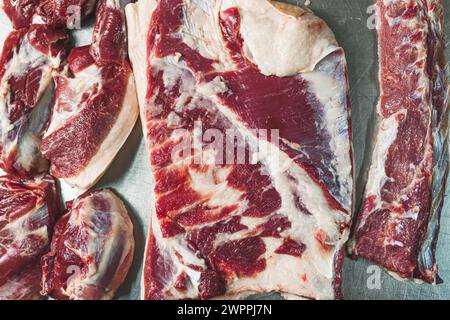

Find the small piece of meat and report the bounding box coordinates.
[1,0,97,29]
[40,0,138,192]
[0,175,60,288]
[1,0,41,28]
[0,25,68,176]
[41,189,135,300]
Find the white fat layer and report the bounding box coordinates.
[64,190,134,300]
[59,179,83,202]
[0,10,12,50]
[161,55,184,89]
[302,59,352,211]
[7,34,56,79]
[127,0,352,300]
[382,0,425,28]
[383,239,404,247]
[44,65,103,138]
[0,33,54,128]
[0,28,61,172]
[224,238,332,299]
[188,166,243,208]
[15,82,54,172]
[362,113,400,206]
[125,0,155,138]
[180,0,236,71]
[221,0,338,76]
[0,205,49,265]
[402,208,419,220]
[60,72,139,192]
[125,0,157,300]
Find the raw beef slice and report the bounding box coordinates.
[349,0,449,283]
[1,0,97,29]
[40,0,138,192]
[126,0,353,299]
[0,25,68,176]
[41,189,135,300]
[0,175,59,289]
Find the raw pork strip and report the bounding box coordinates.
[126,0,353,299]
[0,261,42,300]
[0,25,68,176]
[0,175,59,289]
[40,0,138,192]
[349,0,449,283]
[1,0,97,28]
[41,189,135,300]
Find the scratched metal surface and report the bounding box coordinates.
[1,0,448,300]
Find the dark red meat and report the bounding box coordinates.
[1,0,97,28]
[0,261,43,300]
[350,0,448,283]
[39,0,138,191]
[0,25,68,176]
[129,0,353,300]
[0,175,59,289]
[41,189,134,300]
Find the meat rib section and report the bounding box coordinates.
[126,0,353,299]
[349,0,449,283]
[1,0,97,29]
[40,0,138,192]
[0,175,59,290]
[0,25,68,176]
[41,189,135,300]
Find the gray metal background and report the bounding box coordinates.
[88,0,450,300]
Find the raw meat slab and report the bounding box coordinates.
[0,24,68,176]
[0,175,59,290]
[40,0,139,193]
[349,0,449,283]
[126,0,354,300]
[41,189,135,300]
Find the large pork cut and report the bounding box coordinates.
[41,189,135,300]
[0,25,68,176]
[40,0,138,192]
[349,0,449,283]
[126,0,353,299]
[1,0,97,28]
[0,175,59,290]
